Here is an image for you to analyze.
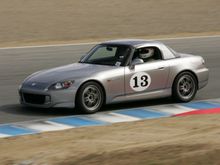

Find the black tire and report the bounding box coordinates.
[172,72,197,102]
[76,81,104,114]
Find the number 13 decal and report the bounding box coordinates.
[130,72,151,91]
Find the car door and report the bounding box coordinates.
[125,47,170,96]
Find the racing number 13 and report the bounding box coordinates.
[130,72,151,91]
[133,75,148,88]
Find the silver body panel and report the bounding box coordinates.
[19,40,209,108]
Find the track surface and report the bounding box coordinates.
[0,36,220,124]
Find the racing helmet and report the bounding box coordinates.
[139,48,154,59]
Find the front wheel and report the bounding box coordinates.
[172,72,197,102]
[76,82,104,114]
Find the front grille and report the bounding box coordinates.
[22,93,46,104]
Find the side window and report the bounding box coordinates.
[132,47,162,63]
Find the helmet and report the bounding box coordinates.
[139,48,154,59]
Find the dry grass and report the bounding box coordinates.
[0,0,220,47]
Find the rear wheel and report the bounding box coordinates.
[76,81,104,114]
[172,72,197,102]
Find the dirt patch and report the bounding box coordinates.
[1,114,220,164]
[0,0,220,47]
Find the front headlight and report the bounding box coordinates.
[49,80,74,90]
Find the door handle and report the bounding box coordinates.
[158,66,165,70]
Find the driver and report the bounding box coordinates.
[138,48,154,62]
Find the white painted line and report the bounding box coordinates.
[16,121,73,132]
[0,35,219,50]
[0,133,11,138]
[0,42,98,50]
[150,104,195,115]
[157,35,220,41]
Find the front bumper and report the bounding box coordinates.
[19,87,77,108]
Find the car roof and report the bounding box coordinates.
[102,39,163,48]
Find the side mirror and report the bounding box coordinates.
[131,58,144,65]
[130,58,144,69]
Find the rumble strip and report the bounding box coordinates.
[1,98,220,138]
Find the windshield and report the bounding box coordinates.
[80,44,131,66]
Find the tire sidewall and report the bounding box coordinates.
[76,81,104,114]
[172,72,197,102]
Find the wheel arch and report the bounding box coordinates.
[75,79,107,105]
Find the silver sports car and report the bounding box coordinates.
[19,39,209,113]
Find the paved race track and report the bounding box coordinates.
[0,36,220,124]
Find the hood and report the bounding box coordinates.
[23,63,114,88]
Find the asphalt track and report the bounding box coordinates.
[0,36,220,124]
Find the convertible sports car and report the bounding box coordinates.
[19,39,209,113]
